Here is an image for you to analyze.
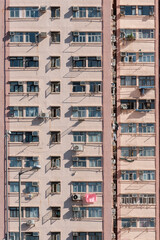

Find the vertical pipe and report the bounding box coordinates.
[19,173,21,240]
[5,131,8,240]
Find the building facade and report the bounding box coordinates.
[0,0,159,240]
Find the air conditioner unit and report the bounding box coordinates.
[33,57,39,61]
[72,194,81,201]
[26,219,35,226]
[149,12,154,16]
[111,35,116,42]
[18,82,23,85]
[39,112,47,118]
[73,56,79,61]
[27,194,33,199]
[97,7,101,11]
[73,32,79,36]
[96,106,101,111]
[17,157,22,161]
[40,32,47,38]
[32,131,38,136]
[73,144,84,152]
[72,207,80,211]
[80,81,85,86]
[96,56,101,60]
[34,81,39,85]
[73,7,79,11]
[32,182,39,187]
[120,10,125,16]
[111,60,116,67]
[73,232,79,237]
[112,208,116,215]
[112,15,116,20]
[40,6,47,12]
[121,104,128,110]
[120,52,126,57]
[112,233,116,239]
[112,159,116,164]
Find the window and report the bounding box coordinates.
[9,107,23,117]
[10,81,23,93]
[121,194,138,204]
[51,82,60,93]
[89,157,102,167]
[88,132,102,142]
[139,170,155,181]
[139,29,154,39]
[88,232,102,240]
[73,182,86,192]
[73,32,86,42]
[25,7,39,18]
[27,81,39,92]
[120,6,136,15]
[121,100,136,110]
[139,76,155,86]
[73,207,87,219]
[139,53,154,62]
[73,7,86,18]
[89,82,102,93]
[51,207,61,219]
[24,157,39,168]
[51,32,60,43]
[51,232,61,240]
[10,57,39,68]
[51,7,60,18]
[88,107,101,118]
[121,171,137,180]
[121,123,137,133]
[122,218,137,228]
[9,232,20,240]
[88,182,102,192]
[51,156,61,168]
[138,100,155,110]
[88,207,102,218]
[73,132,86,142]
[139,123,155,133]
[88,32,101,42]
[138,6,154,16]
[88,57,101,67]
[10,8,20,18]
[139,218,155,227]
[10,132,23,142]
[72,82,86,92]
[26,233,39,240]
[9,207,23,218]
[25,107,38,117]
[139,194,155,204]
[121,147,137,157]
[51,132,61,143]
[72,57,86,68]
[10,182,19,192]
[51,182,61,193]
[25,182,39,193]
[51,57,60,68]
[25,132,39,143]
[121,53,136,63]
[10,32,39,43]
[88,7,101,18]
[50,107,60,118]
[25,207,39,218]
[9,157,22,168]
[120,76,136,86]
[72,107,86,118]
[139,147,155,157]
[120,29,136,39]
[73,232,86,240]
[73,157,87,167]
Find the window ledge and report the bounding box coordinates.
[51,67,60,70]
[51,192,61,195]
[9,67,39,71]
[70,42,102,46]
[8,42,38,47]
[71,17,102,22]
[72,217,102,221]
[71,67,102,72]
[8,17,39,21]
[120,180,155,183]
[50,217,61,220]
[8,92,39,96]
[51,42,61,44]
[8,117,38,119]
[50,17,60,20]
[71,167,102,171]
[50,92,60,94]
[120,203,156,207]
[8,142,39,146]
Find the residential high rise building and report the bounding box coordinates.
[0,0,159,240]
